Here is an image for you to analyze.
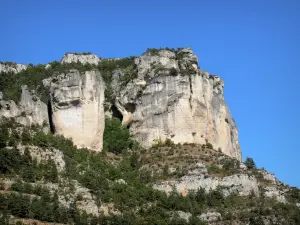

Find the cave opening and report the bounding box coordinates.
[47,100,56,133]
[124,103,136,113]
[111,105,123,122]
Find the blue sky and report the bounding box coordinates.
[1,0,300,187]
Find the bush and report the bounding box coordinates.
[206,142,213,149]
[152,138,174,148]
[221,158,239,171]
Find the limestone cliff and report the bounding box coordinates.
[0,62,27,73]
[112,48,241,160]
[48,69,105,151]
[0,48,241,160]
[0,86,48,128]
[61,53,101,65]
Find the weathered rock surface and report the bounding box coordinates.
[1,48,241,160]
[61,53,101,65]
[264,186,287,203]
[175,211,192,222]
[0,62,27,73]
[113,48,241,160]
[259,170,277,184]
[48,70,105,151]
[18,145,66,172]
[153,163,259,197]
[0,85,48,127]
[19,85,49,126]
[198,212,222,223]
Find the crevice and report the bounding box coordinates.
[124,103,136,113]
[111,105,123,122]
[47,100,55,133]
[188,75,193,109]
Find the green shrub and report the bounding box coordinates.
[221,158,239,171]
[103,118,133,154]
[244,157,256,169]
[207,165,222,174]
[206,142,213,149]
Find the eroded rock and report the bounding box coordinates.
[153,163,259,197]
[113,48,241,160]
[61,53,101,65]
[0,62,27,74]
[48,70,105,151]
[0,85,48,127]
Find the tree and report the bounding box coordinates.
[195,187,206,203]
[244,157,256,169]
[103,118,133,154]
[0,127,9,148]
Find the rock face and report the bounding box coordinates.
[0,62,27,73]
[61,53,101,65]
[153,163,259,196]
[0,85,48,127]
[264,186,287,203]
[113,48,241,160]
[198,212,222,223]
[0,48,241,160]
[48,69,105,151]
[19,85,49,126]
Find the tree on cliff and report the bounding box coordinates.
[103,118,132,154]
[244,157,256,169]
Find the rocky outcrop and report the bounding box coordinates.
[0,85,48,127]
[153,162,259,196]
[175,210,222,223]
[19,86,49,126]
[1,48,241,160]
[264,186,287,203]
[198,212,222,223]
[61,53,101,65]
[48,69,105,151]
[18,145,66,172]
[0,62,27,73]
[113,48,241,160]
[259,170,277,184]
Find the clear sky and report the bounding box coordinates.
[1,0,300,187]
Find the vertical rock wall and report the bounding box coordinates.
[113,49,241,160]
[49,70,105,151]
[0,50,241,160]
[0,86,48,128]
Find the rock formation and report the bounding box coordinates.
[48,69,105,151]
[0,86,48,128]
[112,48,241,160]
[61,53,101,65]
[0,62,27,74]
[0,48,241,160]
[153,162,260,197]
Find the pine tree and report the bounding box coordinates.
[245,157,256,169]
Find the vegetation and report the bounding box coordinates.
[0,119,300,224]
[245,157,257,169]
[0,61,94,103]
[0,56,138,104]
[103,118,135,154]
[65,52,93,55]
[145,47,176,56]
[152,138,175,148]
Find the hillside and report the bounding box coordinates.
[0,119,299,224]
[0,48,300,225]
